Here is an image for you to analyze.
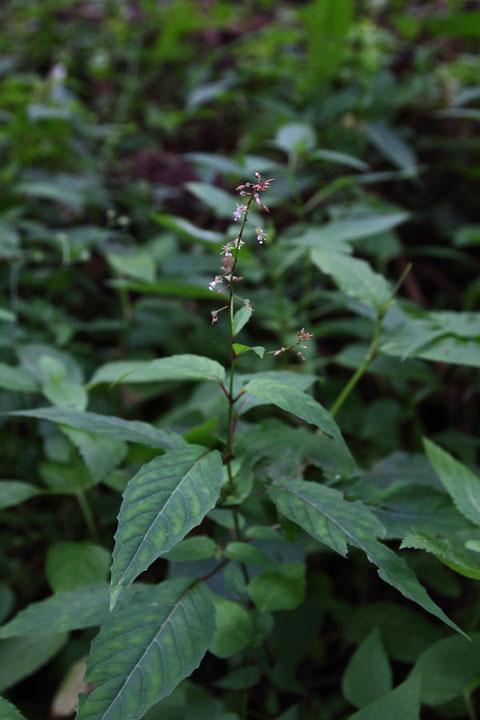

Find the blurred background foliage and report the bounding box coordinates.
[1,0,480,717]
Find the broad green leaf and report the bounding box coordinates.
[269,479,385,558]
[411,633,480,706]
[348,674,421,720]
[39,356,87,410]
[153,214,222,244]
[216,666,261,690]
[244,377,342,440]
[0,363,38,393]
[110,446,223,607]
[401,532,480,579]
[0,585,15,625]
[294,212,409,248]
[40,460,93,494]
[62,428,127,484]
[162,536,217,562]
[365,121,417,171]
[342,628,392,708]
[0,633,67,692]
[210,594,253,658]
[274,123,316,158]
[77,579,215,720]
[270,480,462,633]
[185,182,236,218]
[224,542,275,569]
[17,344,83,384]
[311,149,369,172]
[107,251,155,283]
[46,542,111,592]
[0,585,109,638]
[423,438,480,526]
[11,408,184,450]
[0,696,28,720]
[247,563,306,612]
[232,343,265,359]
[89,354,225,387]
[0,481,40,509]
[232,307,252,337]
[311,249,391,312]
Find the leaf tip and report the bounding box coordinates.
[110,583,121,611]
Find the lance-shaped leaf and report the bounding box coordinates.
[423,437,480,527]
[0,585,110,638]
[110,446,223,608]
[270,479,463,634]
[76,579,215,720]
[89,354,225,387]
[243,377,342,440]
[10,407,184,450]
[0,696,28,720]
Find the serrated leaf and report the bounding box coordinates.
[342,628,392,708]
[62,428,127,484]
[0,481,40,509]
[89,354,225,387]
[210,594,253,658]
[411,633,480,706]
[247,563,306,612]
[400,532,480,579]
[232,307,252,337]
[11,408,184,450]
[269,479,385,558]
[243,377,342,440]
[347,674,421,720]
[46,543,111,592]
[423,438,480,527]
[311,249,391,312]
[0,633,67,692]
[0,585,110,638]
[270,480,462,634]
[77,579,215,720]
[110,446,223,607]
[0,696,28,720]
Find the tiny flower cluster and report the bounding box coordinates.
[236,172,275,215]
[274,328,314,362]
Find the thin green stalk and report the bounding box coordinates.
[463,691,477,720]
[76,491,98,541]
[329,312,384,417]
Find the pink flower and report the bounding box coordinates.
[233,203,247,221]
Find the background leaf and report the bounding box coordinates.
[342,628,392,708]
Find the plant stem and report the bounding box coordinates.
[329,311,384,417]
[76,491,98,541]
[464,691,477,720]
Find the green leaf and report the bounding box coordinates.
[185,182,236,218]
[0,585,109,638]
[77,579,215,720]
[342,628,392,708]
[365,122,417,171]
[243,377,342,440]
[274,123,316,158]
[89,354,225,387]
[311,149,369,172]
[110,446,223,607]
[411,633,480,706]
[401,532,480,580]
[62,428,127,484]
[298,0,353,81]
[232,307,252,337]
[270,480,462,634]
[107,251,155,283]
[11,408,184,450]
[247,563,306,612]
[216,666,261,690]
[0,481,40,509]
[0,363,38,393]
[294,212,409,248]
[210,594,253,658]
[0,696,28,720]
[39,356,87,410]
[347,674,421,720]
[224,542,276,569]
[109,278,216,300]
[0,633,67,692]
[232,343,265,359]
[46,542,111,592]
[423,438,480,527]
[152,214,223,244]
[311,249,391,312]
[269,479,385,558]
[162,536,217,562]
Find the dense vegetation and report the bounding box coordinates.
[1,1,480,718]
